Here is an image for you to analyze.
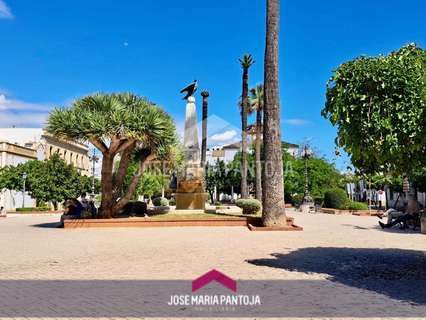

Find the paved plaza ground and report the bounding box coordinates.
[0,210,425,319]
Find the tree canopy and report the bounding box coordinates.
[0,154,95,208]
[283,153,344,201]
[205,159,227,203]
[322,44,426,176]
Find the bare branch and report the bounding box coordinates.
[90,138,108,154]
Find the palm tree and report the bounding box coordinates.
[262,0,287,226]
[249,84,264,202]
[46,93,176,218]
[239,54,255,199]
[201,90,209,167]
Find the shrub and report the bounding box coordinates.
[323,188,349,209]
[314,197,324,205]
[291,193,304,206]
[152,197,169,207]
[16,207,51,212]
[235,199,262,215]
[347,201,369,210]
[121,201,148,216]
[168,198,176,206]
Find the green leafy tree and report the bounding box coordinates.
[283,152,344,201]
[120,161,166,201]
[322,44,425,175]
[0,165,23,191]
[322,44,426,211]
[0,154,94,209]
[46,93,177,218]
[205,159,227,203]
[227,151,256,192]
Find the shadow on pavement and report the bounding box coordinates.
[31,222,61,228]
[247,247,426,305]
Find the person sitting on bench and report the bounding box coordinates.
[379,211,420,230]
[381,204,407,224]
[60,198,83,225]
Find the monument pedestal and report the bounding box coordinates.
[175,175,207,210]
[175,193,208,210]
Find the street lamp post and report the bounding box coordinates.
[89,150,99,197]
[300,145,314,213]
[22,172,27,208]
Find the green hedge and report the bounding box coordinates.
[152,197,169,207]
[16,207,51,212]
[235,199,262,215]
[323,188,349,209]
[347,201,369,210]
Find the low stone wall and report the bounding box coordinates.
[321,208,383,216]
[64,216,250,229]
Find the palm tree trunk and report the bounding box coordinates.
[241,68,249,199]
[201,91,209,167]
[262,0,287,226]
[255,108,263,201]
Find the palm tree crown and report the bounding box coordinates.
[239,54,255,70]
[249,84,264,113]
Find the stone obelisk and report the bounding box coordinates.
[175,95,208,211]
[183,96,200,165]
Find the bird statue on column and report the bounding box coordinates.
[180,80,198,100]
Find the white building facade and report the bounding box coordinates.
[0,141,38,211]
[0,128,91,211]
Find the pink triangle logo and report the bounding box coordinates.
[192,269,237,292]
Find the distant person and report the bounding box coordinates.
[0,206,6,217]
[80,193,89,211]
[379,211,420,230]
[88,199,97,218]
[70,198,83,217]
[377,189,386,209]
[60,198,83,226]
[382,205,406,224]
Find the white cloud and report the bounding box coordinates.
[0,94,52,112]
[210,130,238,142]
[284,118,310,126]
[0,1,13,19]
[0,111,48,127]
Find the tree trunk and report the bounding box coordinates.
[255,108,263,201]
[113,150,151,213]
[406,177,418,214]
[262,0,287,226]
[201,91,209,167]
[98,154,115,218]
[112,143,135,198]
[241,68,249,199]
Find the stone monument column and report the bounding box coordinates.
[183,96,200,165]
[175,95,208,211]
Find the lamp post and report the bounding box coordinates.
[22,172,27,208]
[89,150,99,197]
[300,145,314,212]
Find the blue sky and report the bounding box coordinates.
[0,0,425,169]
